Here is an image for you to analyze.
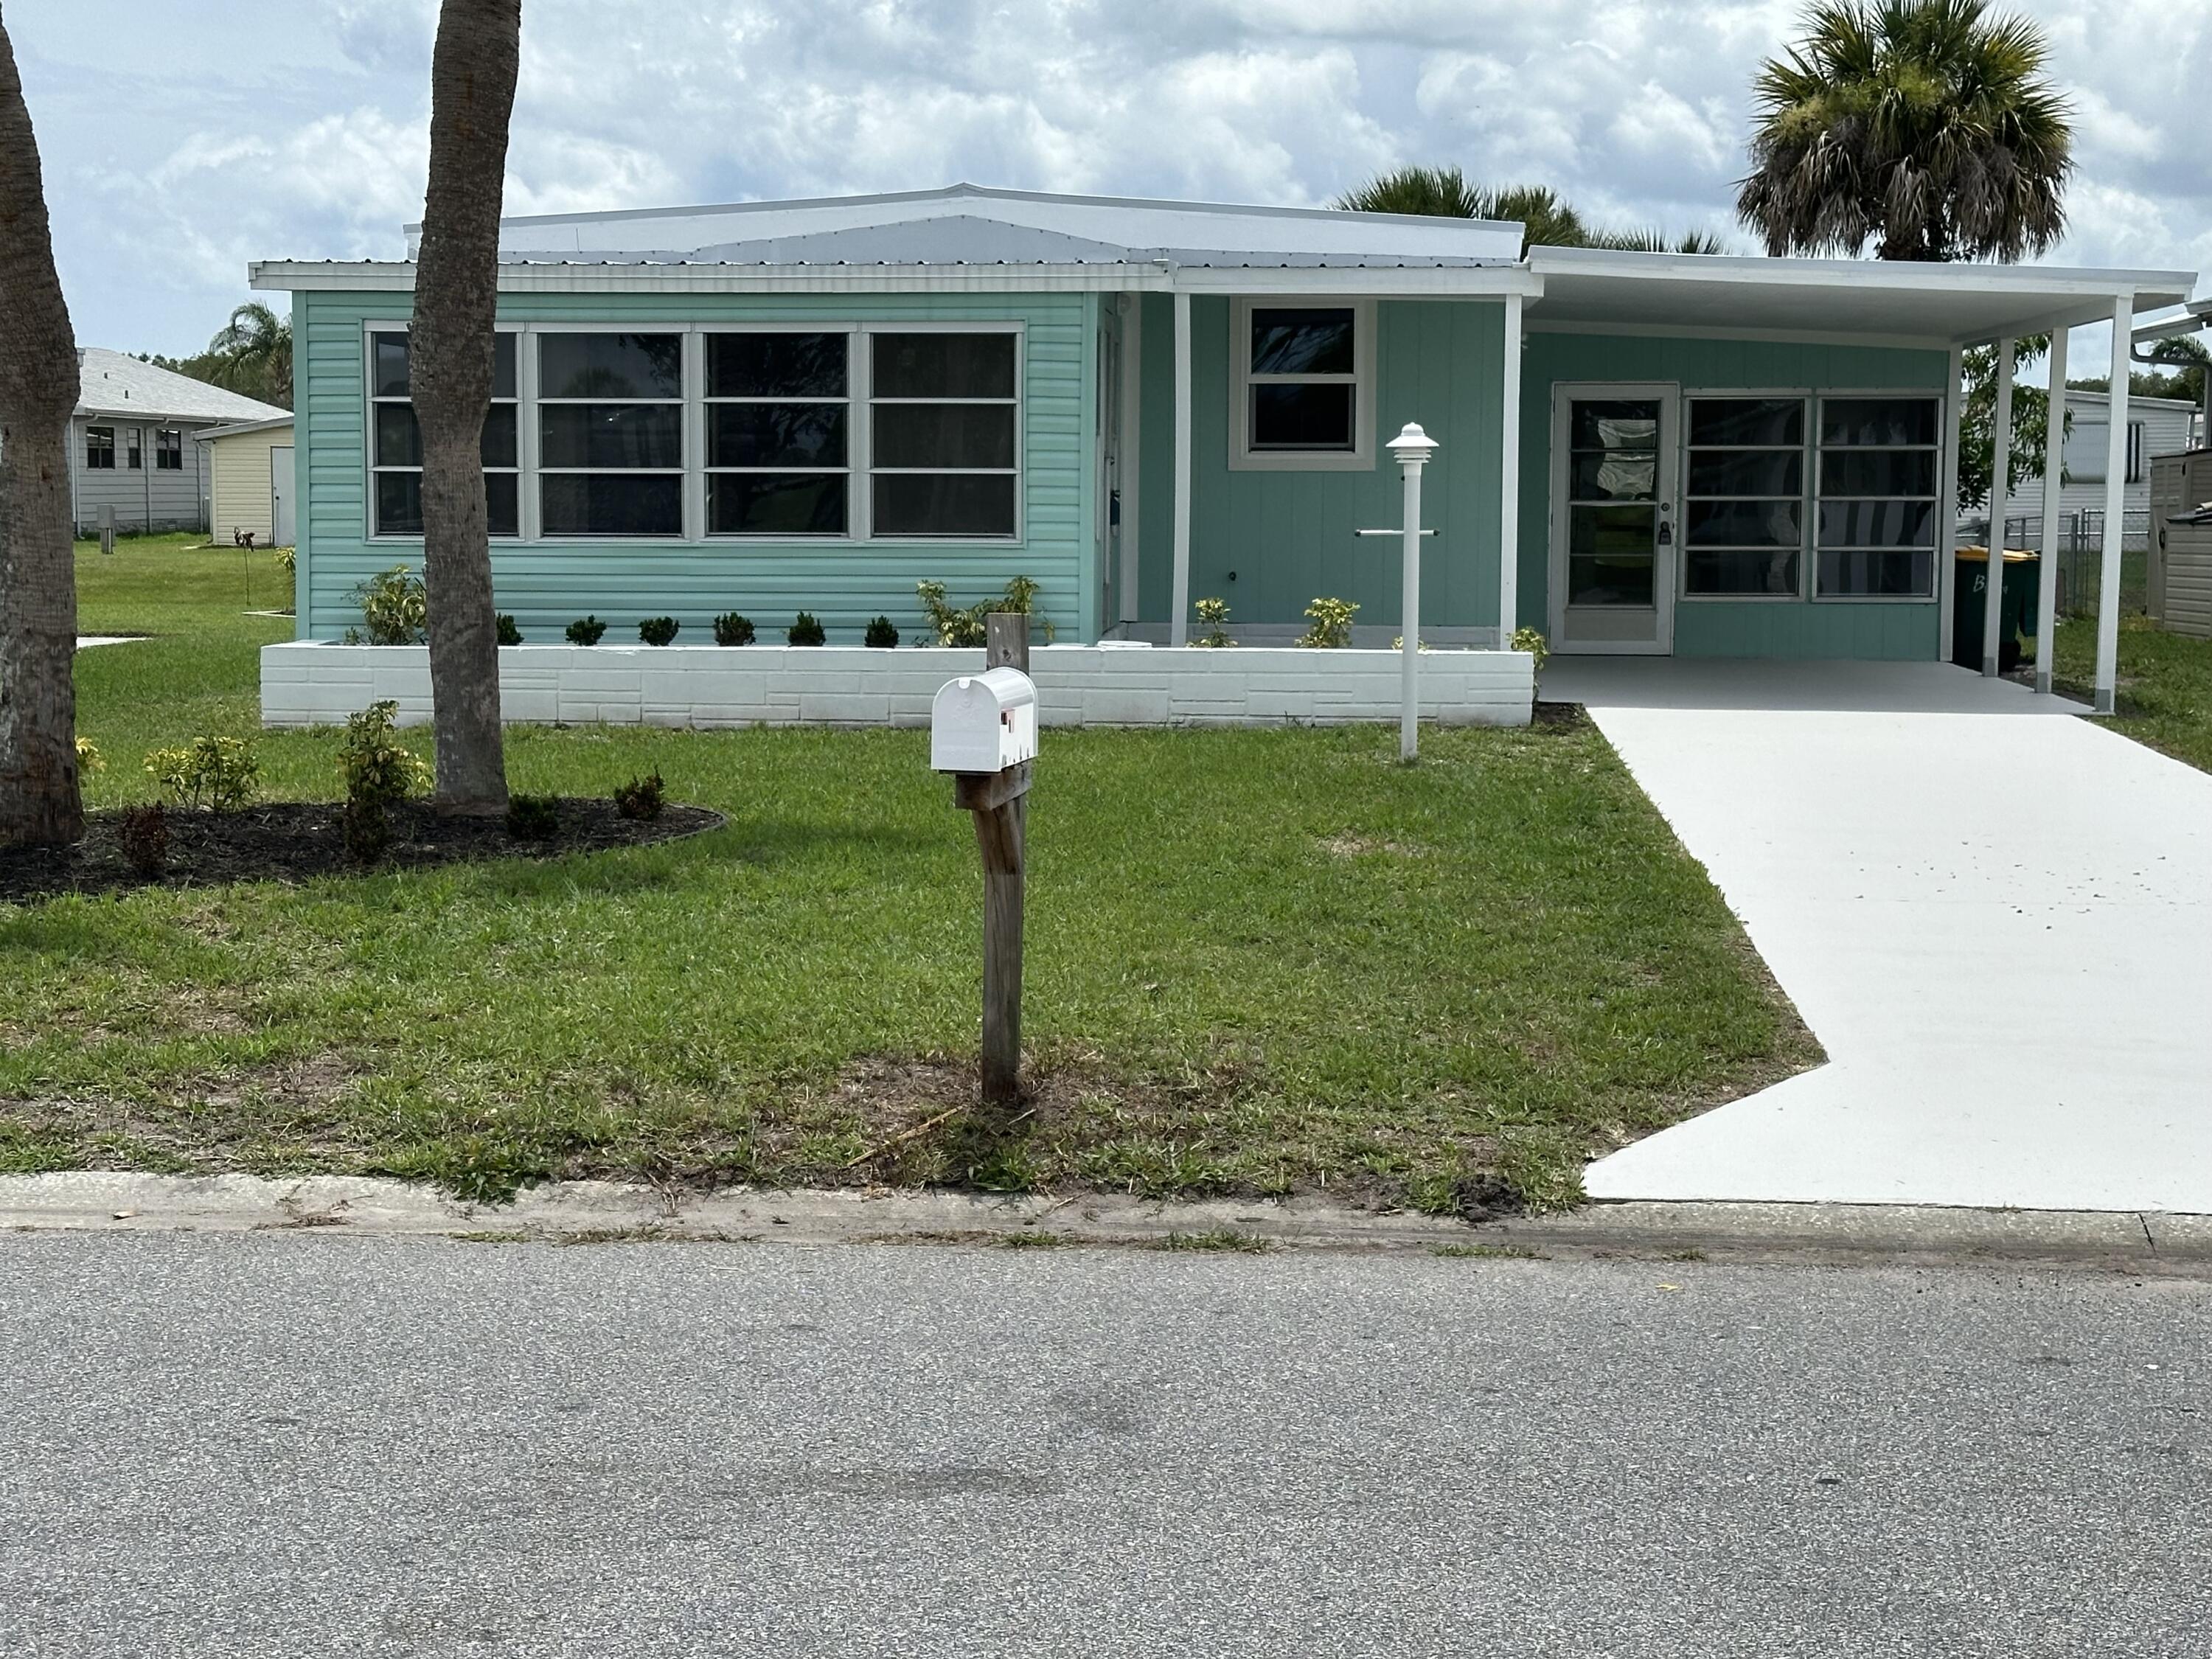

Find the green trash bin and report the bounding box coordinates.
[1951,547,2041,672]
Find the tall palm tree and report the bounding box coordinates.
[207,301,293,406]
[0,17,86,849]
[1737,0,2072,261]
[411,0,520,814]
[1335,167,1723,254]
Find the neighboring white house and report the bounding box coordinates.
[2000,389,2199,548]
[195,414,295,546]
[71,349,289,536]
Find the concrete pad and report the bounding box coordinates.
[75,636,142,650]
[1558,659,2212,1212]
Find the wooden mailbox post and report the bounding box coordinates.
[932,613,1037,1105]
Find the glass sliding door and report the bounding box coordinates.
[1551,386,1678,652]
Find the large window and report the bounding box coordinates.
[1816,397,1941,598]
[706,331,849,536]
[156,429,183,470]
[869,331,1020,538]
[369,330,520,538]
[86,425,114,470]
[1683,397,1804,597]
[1231,300,1373,469]
[537,333,683,538]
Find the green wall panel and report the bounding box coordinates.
[294,290,1092,643]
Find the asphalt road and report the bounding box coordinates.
[3,1234,2208,1658]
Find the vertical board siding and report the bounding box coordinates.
[1130,296,1507,632]
[1518,330,1951,658]
[295,290,1091,643]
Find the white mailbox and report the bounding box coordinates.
[931,667,1038,773]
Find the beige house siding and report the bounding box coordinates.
[204,422,292,544]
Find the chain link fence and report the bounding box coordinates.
[1963,511,2150,619]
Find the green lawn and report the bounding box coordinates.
[2051,611,2212,773]
[7,535,1817,1211]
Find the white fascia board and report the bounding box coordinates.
[1169,265,1540,296]
[1528,245,2195,301]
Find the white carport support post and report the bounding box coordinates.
[1938,345,1964,662]
[1982,338,2015,675]
[2095,294,2134,714]
[1169,288,1193,647]
[1498,291,1523,647]
[2034,326,2068,695]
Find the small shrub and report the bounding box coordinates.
[1390,636,1432,652]
[613,771,664,821]
[916,577,1056,647]
[639,616,680,647]
[351,565,427,645]
[566,616,608,646]
[506,793,560,841]
[1510,625,1550,681]
[1193,597,1234,648]
[712,612,756,647]
[144,736,260,812]
[337,700,431,862]
[117,804,168,877]
[496,613,523,646]
[863,615,900,649]
[74,736,105,775]
[788,611,827,646]
[1298,597,1358,649]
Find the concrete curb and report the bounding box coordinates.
[4,1172,2211,1273]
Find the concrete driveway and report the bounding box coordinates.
[1545,658,2212,1212]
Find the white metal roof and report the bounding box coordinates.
[192,414,295,442]
[75,348,290,424]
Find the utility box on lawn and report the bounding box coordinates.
[931,667,1038,775]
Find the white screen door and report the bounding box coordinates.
[1550,385,1677,653]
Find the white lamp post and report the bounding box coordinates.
[1387,422,1439,762]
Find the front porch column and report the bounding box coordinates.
[1169,288,1192,647]
[1937,345,1964,661]
[1982,336,2016,675]
[2095,293,2135,714]
[2034,326,2069,694]
[1498,291,1523,647]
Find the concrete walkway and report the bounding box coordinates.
[1549,658,2212,1212]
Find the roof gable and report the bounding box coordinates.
[76,348,290,424]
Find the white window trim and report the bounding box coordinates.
[1811,389,1947,603]
[363,319,524,544]
[1677,390,1812,605]
[85,424,116,470]
[1228,296,1376,473]
[862,320,1025,543]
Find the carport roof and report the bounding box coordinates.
[1526,246,2197,346]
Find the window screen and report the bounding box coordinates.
[706,332,849,536]
[1815,397,1942,598]
[369,330,520,538]
[1246,307,1357,452]
[536,333,681,537]
[869,333,1019,538]
[1683,397,1805,597]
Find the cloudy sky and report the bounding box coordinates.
[13,0,2208,356]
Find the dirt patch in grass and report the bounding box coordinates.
[0,799,723,905]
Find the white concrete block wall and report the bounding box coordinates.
[260,643,1534,731]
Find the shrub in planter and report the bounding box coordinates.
[506,793,560,841]
[712,611,756,647]
[118,804,169,877]
[613,771,665,821]
[496,613,523,646]
[788,611,827,646]
[1193,597,1234,648]
[144,736,260,812]
[350,565,427,645]
[639,616,680,647]
[863,615,900,648]
[1297,597,1358,649]
[338,699,431,862]
[916,576,1055,647]
[566,616,608,646]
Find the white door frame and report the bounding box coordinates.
[1548,380,1680,655]
[1096,301,1127,634]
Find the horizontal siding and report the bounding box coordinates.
[209,429,285,543]
[69,416,209,534]
[294,291,1089,642]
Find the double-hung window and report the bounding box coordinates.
[1683,397,1805,597]
[706,331,849,535]
[1231,299,1374,469]
[125,428,142,470]
[1815,397,1941,598]
[869,331,1020,538]
[156,429,183,470]
[537,333,684,537]
[86,425,115,470]
[369,329,520,538]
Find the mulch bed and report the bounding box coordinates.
[0,799,723,905]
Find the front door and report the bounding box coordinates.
[1096,304,1124,630]
[1550,385,1678,653]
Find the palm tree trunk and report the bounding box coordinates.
[0,19,84,850]
[411,0,519,814]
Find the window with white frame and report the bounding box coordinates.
[156,429,183,470]
[86,425,114,470]
[1231,300,1373,468]
[1683,397,1806,597]
[706,331,849,535]
[1815,396,1942,598]
[869,331,1020,538]
[2127,420,2145,484]
[369,330,520,538]
[537,333,684,537]
[125,428,142,470]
